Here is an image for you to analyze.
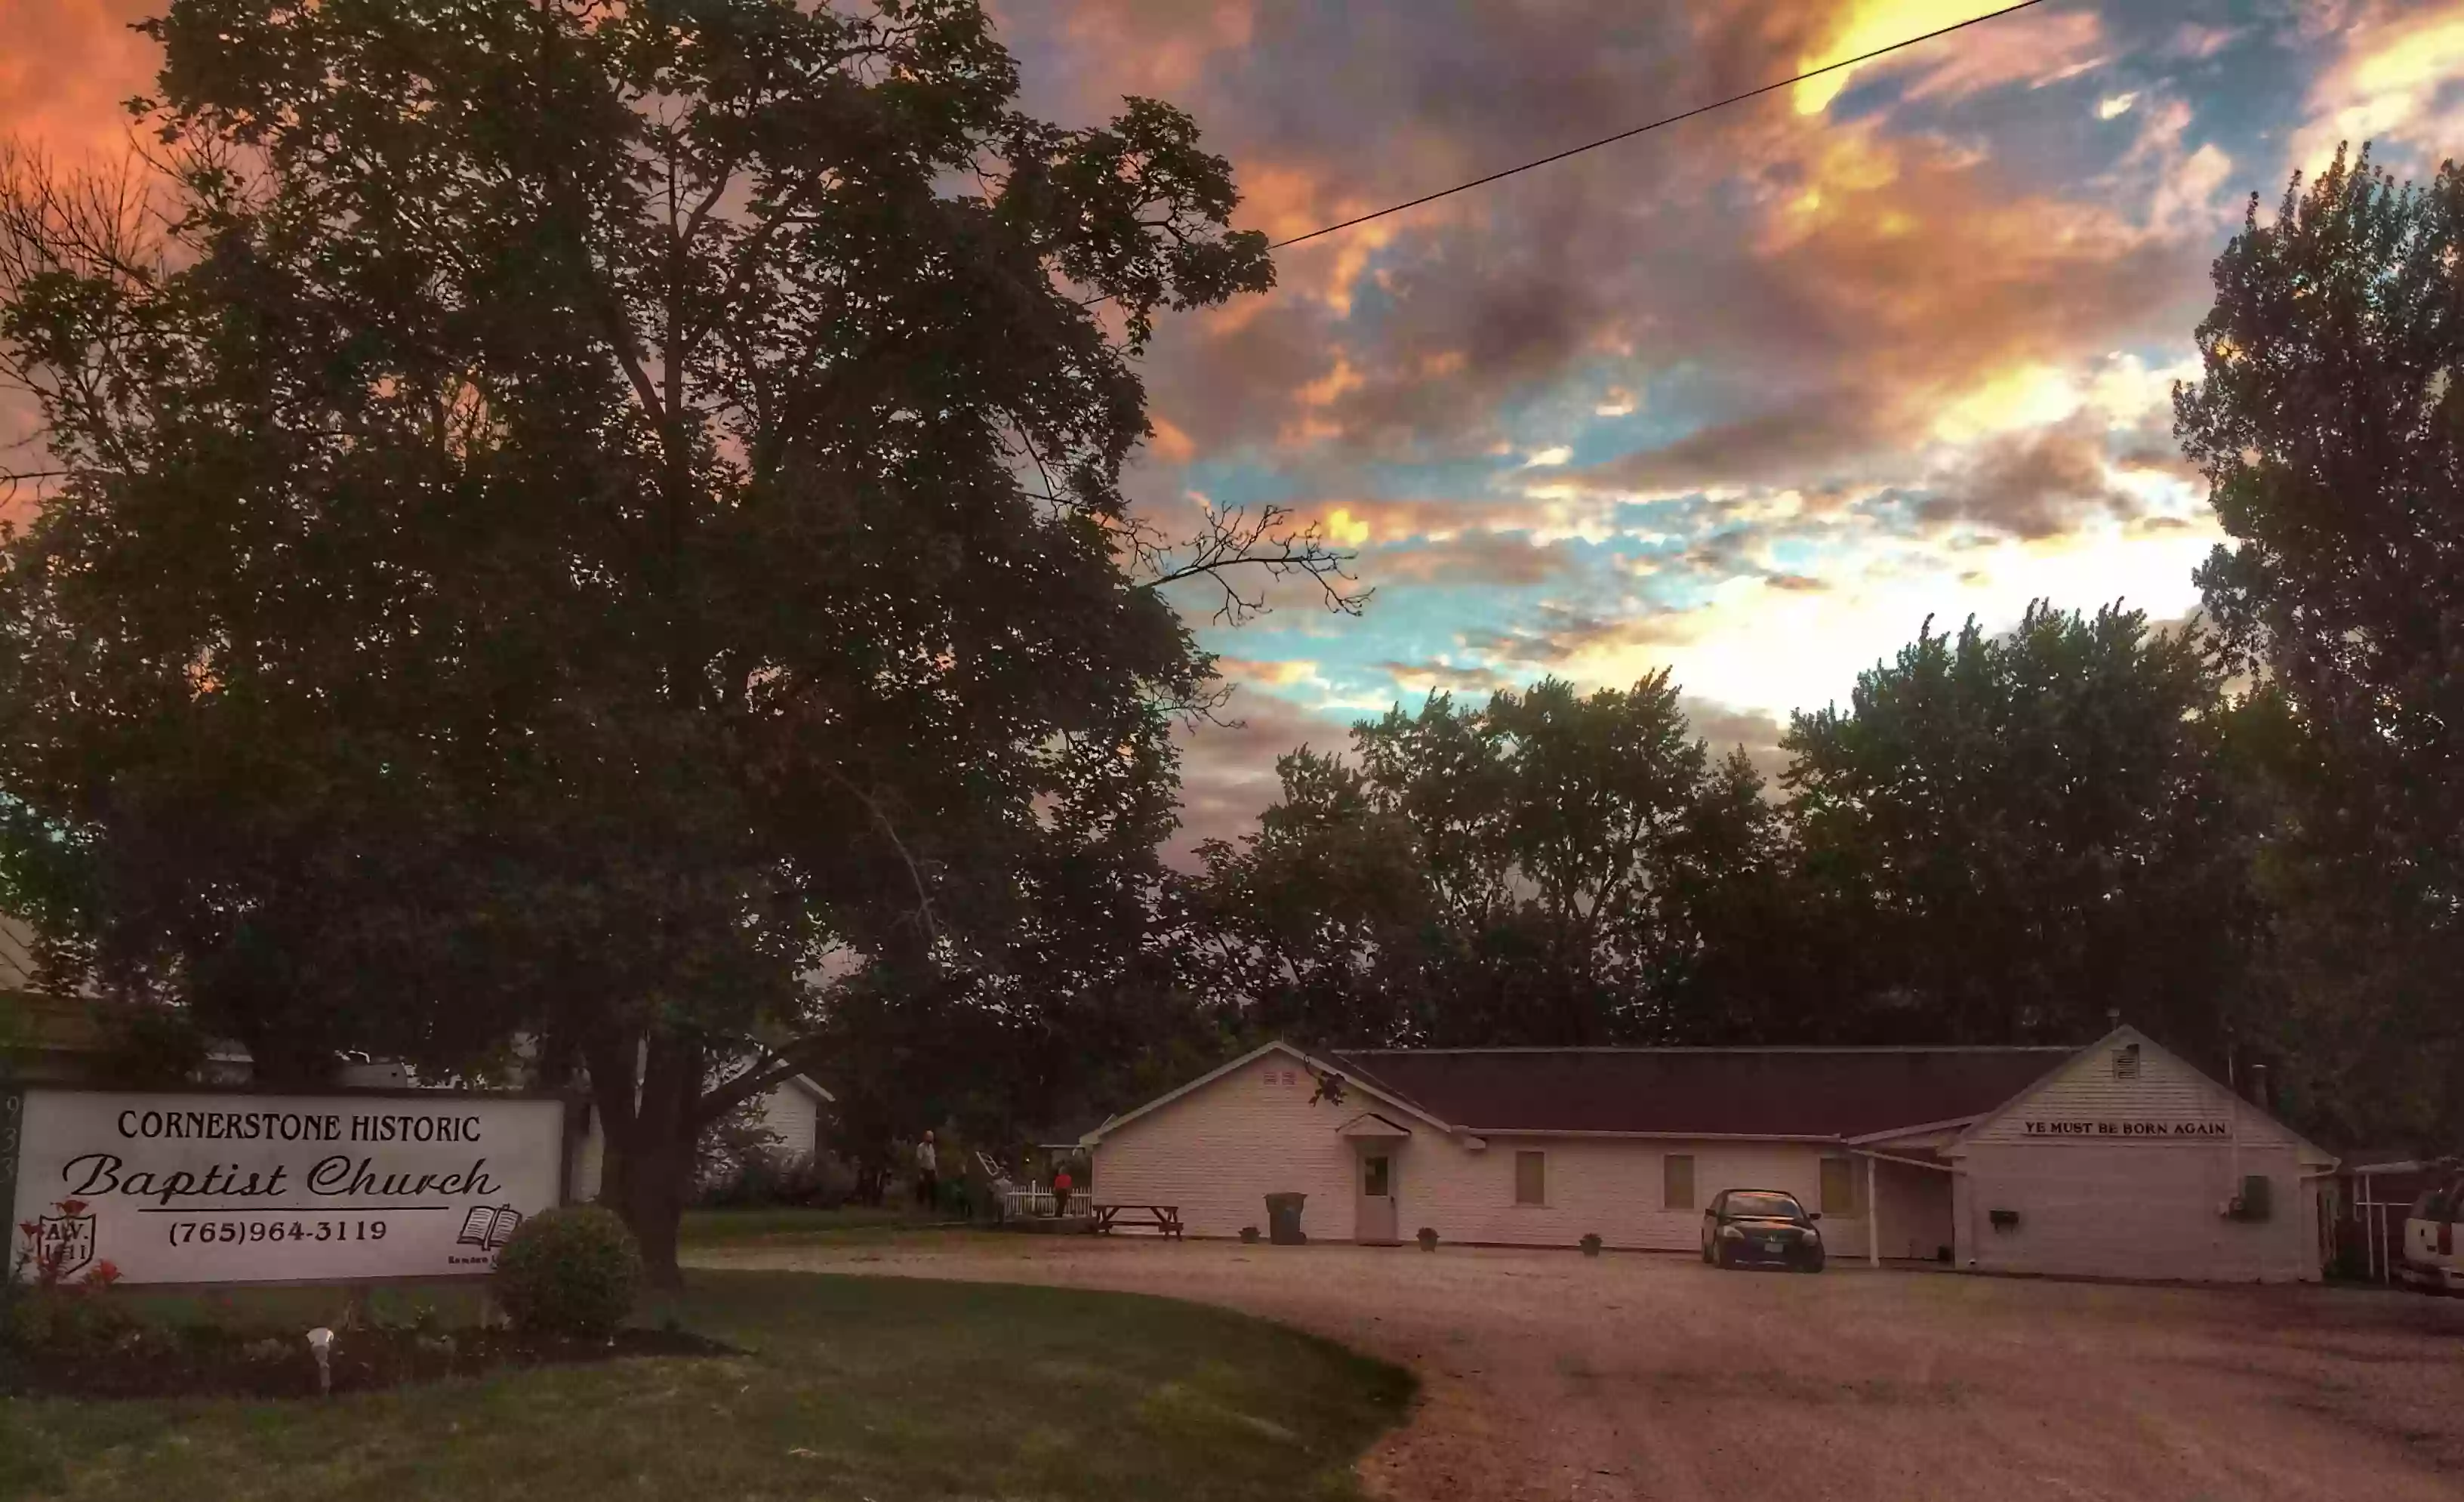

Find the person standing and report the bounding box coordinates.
[914,1130,939,1211]
[1051,1160,1074,1217]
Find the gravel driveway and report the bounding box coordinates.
[688,1235,2464,1502]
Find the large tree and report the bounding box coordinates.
[2176,146,2464,1146]
[1782,603,2256,1053]
[0,0,1314,1281]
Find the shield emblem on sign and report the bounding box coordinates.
[37,1211,95,1279]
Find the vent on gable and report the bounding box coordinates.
[2111,1043,2141,1081]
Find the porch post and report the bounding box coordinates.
[1866,1153,1880,1267]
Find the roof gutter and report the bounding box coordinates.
[1465,1127,1846,1144]
[1846,1146,1957,1174]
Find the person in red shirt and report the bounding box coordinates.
[1052,1161,1074,1217]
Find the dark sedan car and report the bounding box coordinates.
[1700,1189,1825,1272]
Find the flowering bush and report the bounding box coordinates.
[6,1202,137,1353]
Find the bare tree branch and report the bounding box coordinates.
[821,760,939,946]
[1127,501,1372,626]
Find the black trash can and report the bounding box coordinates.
[1264,1192,1307,1244]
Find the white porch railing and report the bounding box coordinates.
[999,1186,1089,1220]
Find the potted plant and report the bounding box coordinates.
[1239,1226,1260,1244]
[1579,1232,1603,1257]
[1416,1226,1439,1252]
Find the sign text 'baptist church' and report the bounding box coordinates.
[5,1088,564,1286]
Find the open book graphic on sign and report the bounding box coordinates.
[456,1205,524,1251]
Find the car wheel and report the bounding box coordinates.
[1803,1251,1825,1273]
[1714,1241,1733,1270]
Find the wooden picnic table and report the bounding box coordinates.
[1089,1203,1184,1239]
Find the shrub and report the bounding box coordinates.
[493,1206,643,1338]
[1239,1226,1260,1244]
[1417,1226,1439,1251]
[697,1146,859,1210]
[1579,1232,1603,1257]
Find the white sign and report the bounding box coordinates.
[6,1089,565,1285]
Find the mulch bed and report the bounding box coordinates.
[1,1324,735,1401]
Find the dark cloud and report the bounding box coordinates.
[1166,689,1353,868]
[1918,415,2142,540]
[1043,0,2187,478]
[1679,696,1792,784]
[1460,600,1694,669]
[1572,396,1892,498]
[1365,533,1579,588]
[2117,443,2204,483]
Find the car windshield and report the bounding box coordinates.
[1723,1193,1806,1222]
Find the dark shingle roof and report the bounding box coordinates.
[1329,1046,2077,1139]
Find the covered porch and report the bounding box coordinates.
[1846,1122,1962,1266]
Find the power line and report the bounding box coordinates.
[1078,0,2053,309]
[1270,0,2049,251]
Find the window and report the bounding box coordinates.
[1363,1155,1391,1197]
[1819,1157,1859,1217]
[2112,1043,2141,1080]
[1514,1150,1547,1206]
[1663,1154,1696,1211]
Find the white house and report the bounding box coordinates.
[1083,1026,2338,1284]
[568,1069,834,1201]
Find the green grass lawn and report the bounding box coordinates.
[679,1203,959,1245]
[0,1270,1414,1501]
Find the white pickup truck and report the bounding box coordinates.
[2400,1165,2464,1294]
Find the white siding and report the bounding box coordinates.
[756,1082,823,1159]
[1958,1140,2315,1282]
[1092,1054,1362,1238]
[1097,1032,2324,1281]
[1399,1137,1862,1254]
[1950,1032,2325,1283]
[1092,1052,1880,1254]
[1964,1038,2299,1149]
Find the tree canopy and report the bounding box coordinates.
[1194,674,1779,1047]
[0,0,1293,1279]
[1199,606,2253,1064]
[2178,147,2464,1146]
[1783,603,2253,1050]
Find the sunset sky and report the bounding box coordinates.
[4,0,2462,854]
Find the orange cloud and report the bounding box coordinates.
[2290,0,2464,175]
[0,0,157,165]
[1794,1,2104,115]
[1047,0,1253,96]
[1212,655,1320,687]
[1146,415,1197,464]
